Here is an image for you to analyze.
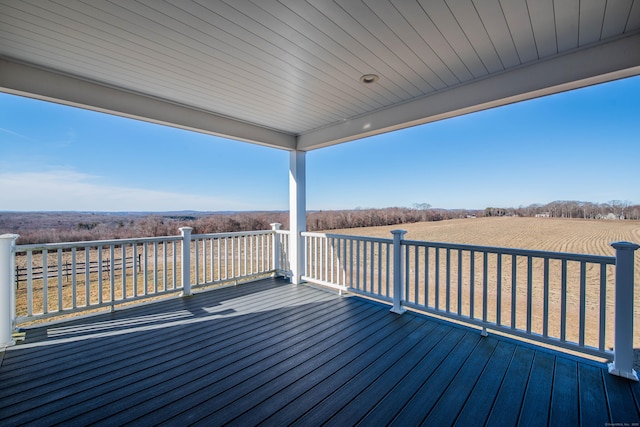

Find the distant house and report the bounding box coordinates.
[536,212,551,218]
[597,213,625,220]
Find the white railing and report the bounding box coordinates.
[1,227,636,379]
[272,224,291,278]
[302,230,639,380]
[401,240,616,356]
[302,231,393,299]
[1,227,290,327]
[190,230,275,286]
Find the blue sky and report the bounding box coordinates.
[1,75,639,212]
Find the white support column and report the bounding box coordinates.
[608,241,640,381]
[289,151,306,284]
[0,234,19,347]
[390,230,407,314]
[270,223,281,273]
[180,227,193,297]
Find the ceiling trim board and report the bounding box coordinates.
[0,57,297,150]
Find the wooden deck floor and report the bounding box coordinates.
[1,277,639,426]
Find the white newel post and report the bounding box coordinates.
[390,230,407,314]
[289,151,306,284]
[608,241,639,381]
[271,223,281,273]
[0,234,19,347]
[180,227,193,297]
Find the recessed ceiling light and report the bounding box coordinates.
[360,74,379,84]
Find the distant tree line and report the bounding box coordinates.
[1,199,637,245]
[484,200,640,220]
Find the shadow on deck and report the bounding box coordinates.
[1,277,639,426]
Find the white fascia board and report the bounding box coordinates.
[0,58,296,151]
[297,33,640,151]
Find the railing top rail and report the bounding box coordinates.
[302,231,393,244]
[403,239,616,264]
[191,230,274,239]
[16,235,183,252]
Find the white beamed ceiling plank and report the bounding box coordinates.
[628,2,640,31]
[500,0,538,64]
[0,58,296,150]
[297,33,640,151]
[445,0,504,74]
[472,0,521,69]
[334,0,435,94]
[418,0,488,78]
[528,0,558,59]
[554,0,580,52]
[601,0,634,39]
[391,0,472,83]
[363,0,452,89]
[579,0,607,45]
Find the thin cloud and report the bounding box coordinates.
[0,127,36,142]
[0,170,245,211]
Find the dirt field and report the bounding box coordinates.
[328,217,640,256]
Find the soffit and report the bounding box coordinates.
[1,0,639,150]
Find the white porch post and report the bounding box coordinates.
[270,223,282,273]
[0,234,19,347]
[179,227,193,296]
[289,150,306,284]
[390,230,407,314]
[608,241,640,381]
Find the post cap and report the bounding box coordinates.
[610,241,640,251]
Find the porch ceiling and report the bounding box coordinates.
[1,0,639,151]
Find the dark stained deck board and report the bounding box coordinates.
[387,331,483,425]
[198,314,428,426]
[217,318,431,425]
[155,310,421,425]
[316,326,451,426]
[1,276,639,426]
[289,322,449,425]
[604,367,640,423]
[267,323,451,425]
[0,282,344,408]
[340,327,468,427]
[422,335,500,425]
[453,340,518,426]
[2,278,329,370]
[0,281,337,386]
[16,291,379,424]
[518,351,556,426]
[579,363,613,427]
[485,345,536,426]
[549,357,580,426]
